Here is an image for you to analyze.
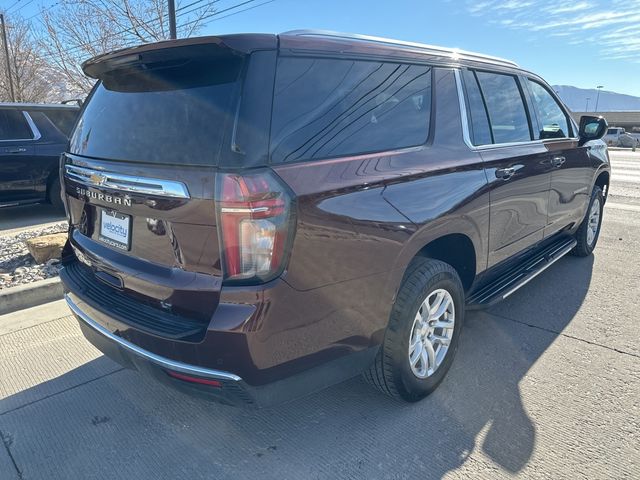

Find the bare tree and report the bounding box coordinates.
[0,15,60,102]
[38,0,217,96]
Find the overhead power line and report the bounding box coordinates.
[25,2,61,22]
[5,0,22,13]
[182,0,273,28]
[37,0,219,58]
[7,0,37,15]
[38,0,270,60]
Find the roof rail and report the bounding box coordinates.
[281,29,519,68]
[0,102,80,109]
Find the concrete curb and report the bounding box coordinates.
[0,277,63,315]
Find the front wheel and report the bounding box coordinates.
[364,258,464,402]
[572,186,604,257]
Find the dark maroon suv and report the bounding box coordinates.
[60,30,610,406]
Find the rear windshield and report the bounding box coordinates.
[69,55,242,165]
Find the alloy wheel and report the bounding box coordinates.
[586,198,601,246]
[408,289,455,379]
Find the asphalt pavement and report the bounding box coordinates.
[0,151,639,479]
[0,204,66,236]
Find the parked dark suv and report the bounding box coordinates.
[60,31,610,406]
[0,102,79,209]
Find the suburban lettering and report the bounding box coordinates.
[75,186,132,206]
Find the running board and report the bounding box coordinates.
[467,237,577,309]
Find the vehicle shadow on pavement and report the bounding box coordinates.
[0,256,594,479]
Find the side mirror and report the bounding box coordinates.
[578,115,608,146]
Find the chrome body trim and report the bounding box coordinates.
[65,294,242,382]
[0,102,79,110]
[454,69,475,150]
[501,241,576,299]
[23,111,42,141]
[220,206,269,214]
[283,29,519,67]
[65,164,190,199]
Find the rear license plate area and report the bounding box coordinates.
[99,209,131,250]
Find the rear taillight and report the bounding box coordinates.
[216,170,294,284]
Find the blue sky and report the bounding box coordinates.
[199,0,640,97]
[9,0,640,96]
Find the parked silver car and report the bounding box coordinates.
[604,127,640,148]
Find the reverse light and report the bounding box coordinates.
[216,170,294,283]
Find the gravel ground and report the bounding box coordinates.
[0,222,68,290]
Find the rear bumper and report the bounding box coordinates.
[64,291,378,407]
[66,294,256,405]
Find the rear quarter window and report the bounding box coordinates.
[43,109,79,136]
[270,57,432,163]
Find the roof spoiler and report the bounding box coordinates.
[82,34,277,79]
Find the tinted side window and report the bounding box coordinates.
[527,80,570,139]
[0,110,33,141]
[475,72,531,144]
[43,109,78,136]
[461,70,492,145]
[270,57,431,163]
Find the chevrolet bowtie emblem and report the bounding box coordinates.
[90,172,107,185]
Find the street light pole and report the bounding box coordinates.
[595,85,604,112]
[585,97,590,112]
[168,0,177,39]
[0,14,16,102]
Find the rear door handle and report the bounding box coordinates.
[495,167,515,180]
[552,156,566,167]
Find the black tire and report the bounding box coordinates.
[49,177,64,210]
[364,258,464,402]
[572,186,604,257]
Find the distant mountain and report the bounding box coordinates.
[553,85,640,112]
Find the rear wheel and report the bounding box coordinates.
[572,186,604,257]
[364,258,464,402]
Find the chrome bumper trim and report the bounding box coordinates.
[65,294,242,382]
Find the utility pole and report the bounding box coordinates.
[595,85,604,112]
[585,97,590,112]
[0,13,15,102]
[168,0,177,39]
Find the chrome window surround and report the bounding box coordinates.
[453,69,579,151]
[65,294,242,382]
[65,164,190,199]
[0,111,41,142]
